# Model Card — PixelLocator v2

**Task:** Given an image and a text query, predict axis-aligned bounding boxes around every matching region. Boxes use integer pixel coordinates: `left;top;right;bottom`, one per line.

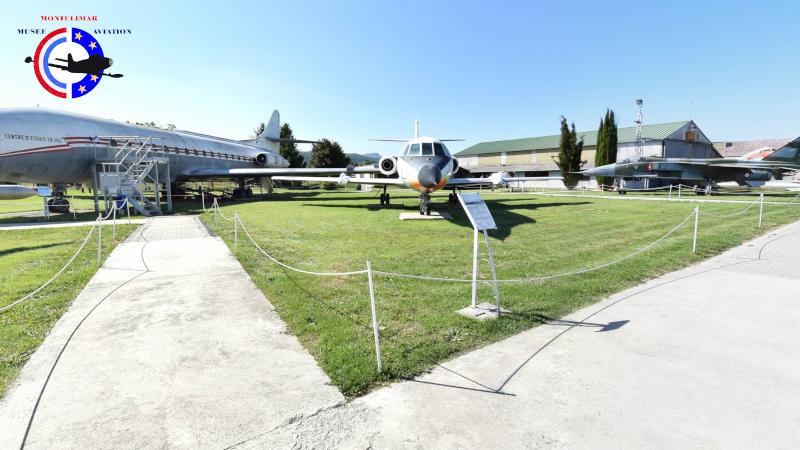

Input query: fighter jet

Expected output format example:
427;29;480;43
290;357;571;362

0;108;363;212
24;53;123;78
271;122;560;215
580;137;800;192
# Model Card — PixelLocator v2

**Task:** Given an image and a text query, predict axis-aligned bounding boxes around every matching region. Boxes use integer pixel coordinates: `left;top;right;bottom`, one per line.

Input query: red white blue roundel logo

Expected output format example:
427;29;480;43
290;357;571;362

31;27;105;99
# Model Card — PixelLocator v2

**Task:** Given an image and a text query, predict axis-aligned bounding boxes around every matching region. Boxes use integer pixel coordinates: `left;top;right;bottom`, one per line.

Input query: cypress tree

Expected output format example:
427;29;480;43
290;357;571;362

606;109;618;165
554;116;586;189
594;114;607;187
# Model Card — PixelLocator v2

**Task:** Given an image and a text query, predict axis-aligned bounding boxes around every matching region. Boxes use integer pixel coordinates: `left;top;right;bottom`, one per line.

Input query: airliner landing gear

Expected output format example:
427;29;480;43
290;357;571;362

232;180;254;199
379;187;391;206
419;192;432;216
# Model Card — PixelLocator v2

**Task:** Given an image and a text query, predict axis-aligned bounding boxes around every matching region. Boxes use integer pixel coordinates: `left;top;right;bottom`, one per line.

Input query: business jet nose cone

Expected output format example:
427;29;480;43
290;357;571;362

418;164;442;188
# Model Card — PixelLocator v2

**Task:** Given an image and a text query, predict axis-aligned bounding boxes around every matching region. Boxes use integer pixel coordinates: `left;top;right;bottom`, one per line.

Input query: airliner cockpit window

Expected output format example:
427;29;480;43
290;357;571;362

422;142;434;156
408;143;420;156
434;143;448;156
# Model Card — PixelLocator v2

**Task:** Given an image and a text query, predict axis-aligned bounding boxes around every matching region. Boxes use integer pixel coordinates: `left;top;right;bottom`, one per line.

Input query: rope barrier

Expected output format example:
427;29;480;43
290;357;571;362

214;198;696;284
236;215;368;276
0;220;99;314
373;209;697;283
698;200;759;217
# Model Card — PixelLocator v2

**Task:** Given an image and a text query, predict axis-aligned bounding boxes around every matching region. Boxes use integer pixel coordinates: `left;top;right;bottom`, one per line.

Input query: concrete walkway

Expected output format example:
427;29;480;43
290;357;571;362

240;220;800;448
0;216;343;449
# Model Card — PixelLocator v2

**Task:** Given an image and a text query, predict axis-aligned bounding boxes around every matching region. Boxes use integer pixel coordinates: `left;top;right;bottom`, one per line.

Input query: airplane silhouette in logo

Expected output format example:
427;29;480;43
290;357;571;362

25;53;124;78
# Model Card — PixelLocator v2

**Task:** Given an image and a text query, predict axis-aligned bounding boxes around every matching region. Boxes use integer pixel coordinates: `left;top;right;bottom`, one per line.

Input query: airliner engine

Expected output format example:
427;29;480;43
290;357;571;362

254;152;269;166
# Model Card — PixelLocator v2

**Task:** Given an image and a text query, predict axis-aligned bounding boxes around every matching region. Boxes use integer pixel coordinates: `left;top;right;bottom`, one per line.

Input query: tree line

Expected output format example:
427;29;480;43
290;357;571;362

251;122;350;169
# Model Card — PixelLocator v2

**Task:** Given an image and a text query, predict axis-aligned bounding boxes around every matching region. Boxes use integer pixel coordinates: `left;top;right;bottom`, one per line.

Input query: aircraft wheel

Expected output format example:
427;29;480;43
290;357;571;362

245;187;253;197
379;193;385;205
385;193;390;206
47;198;70;214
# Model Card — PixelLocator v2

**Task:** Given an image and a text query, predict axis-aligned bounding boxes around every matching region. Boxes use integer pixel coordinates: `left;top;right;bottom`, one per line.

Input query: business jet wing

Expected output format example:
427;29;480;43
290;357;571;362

271;174;404;186
446;173;562;186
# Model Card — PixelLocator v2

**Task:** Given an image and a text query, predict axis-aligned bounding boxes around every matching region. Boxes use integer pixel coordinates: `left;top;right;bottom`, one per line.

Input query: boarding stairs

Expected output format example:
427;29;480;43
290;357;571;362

97;137;172;217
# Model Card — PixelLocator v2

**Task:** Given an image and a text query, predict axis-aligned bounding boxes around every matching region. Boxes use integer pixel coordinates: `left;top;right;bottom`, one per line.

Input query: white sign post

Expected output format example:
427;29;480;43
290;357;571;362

457;193;503;319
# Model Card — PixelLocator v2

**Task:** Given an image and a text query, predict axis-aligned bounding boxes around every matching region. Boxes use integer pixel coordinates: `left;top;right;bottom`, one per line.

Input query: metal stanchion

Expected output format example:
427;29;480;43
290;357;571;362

692;206;699;253
471;228;479;308
678;184;682;199
71;196;76;221
366;260;382;373
669;184;672;200
234;211;238;255
97;213;102;268
758;193;764;227
112;202;117;240
126;198;131;224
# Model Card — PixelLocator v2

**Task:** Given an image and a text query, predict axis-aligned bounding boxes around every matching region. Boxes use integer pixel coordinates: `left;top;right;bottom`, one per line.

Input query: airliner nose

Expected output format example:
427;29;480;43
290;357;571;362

418;164;442;188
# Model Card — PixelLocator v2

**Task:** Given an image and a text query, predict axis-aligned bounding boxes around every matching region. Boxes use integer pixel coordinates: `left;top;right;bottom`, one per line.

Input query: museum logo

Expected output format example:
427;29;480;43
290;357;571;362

20;16;129;99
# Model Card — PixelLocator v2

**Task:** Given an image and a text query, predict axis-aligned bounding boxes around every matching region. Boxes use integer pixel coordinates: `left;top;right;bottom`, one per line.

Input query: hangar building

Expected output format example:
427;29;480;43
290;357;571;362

455;120;718;188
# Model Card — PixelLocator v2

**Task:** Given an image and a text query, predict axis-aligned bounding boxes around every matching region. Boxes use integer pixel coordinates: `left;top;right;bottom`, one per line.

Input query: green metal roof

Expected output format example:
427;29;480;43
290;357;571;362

455;120;692;156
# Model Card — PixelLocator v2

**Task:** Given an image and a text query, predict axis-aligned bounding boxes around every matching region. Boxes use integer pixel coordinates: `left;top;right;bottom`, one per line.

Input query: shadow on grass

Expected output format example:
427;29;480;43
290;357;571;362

0;242;70;257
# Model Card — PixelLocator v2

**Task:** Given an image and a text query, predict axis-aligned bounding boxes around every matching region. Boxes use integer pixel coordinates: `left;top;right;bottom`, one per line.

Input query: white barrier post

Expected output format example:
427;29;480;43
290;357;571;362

201;188;205;212
669;184;672;200
71;196;76;220
692;206;699;253
678;184;682;199
234;211;238;255
758;193;764;227
366;260;382;373
112;202;117;240
97;213;102;268
126;198;131;224
214;199;218;227
471;228;479;308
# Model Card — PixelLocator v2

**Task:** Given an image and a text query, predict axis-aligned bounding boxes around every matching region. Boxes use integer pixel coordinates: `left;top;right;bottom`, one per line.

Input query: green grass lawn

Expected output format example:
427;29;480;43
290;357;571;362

200;189;800;396
0;224;137;397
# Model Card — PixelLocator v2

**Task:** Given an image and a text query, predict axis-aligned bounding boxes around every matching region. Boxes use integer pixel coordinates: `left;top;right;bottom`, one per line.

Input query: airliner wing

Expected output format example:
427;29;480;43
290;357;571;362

183;166;382;178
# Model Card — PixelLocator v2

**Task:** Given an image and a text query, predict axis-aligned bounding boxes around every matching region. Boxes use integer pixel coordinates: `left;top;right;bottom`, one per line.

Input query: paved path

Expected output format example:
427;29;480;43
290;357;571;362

0;216;343;449
241;220;800;448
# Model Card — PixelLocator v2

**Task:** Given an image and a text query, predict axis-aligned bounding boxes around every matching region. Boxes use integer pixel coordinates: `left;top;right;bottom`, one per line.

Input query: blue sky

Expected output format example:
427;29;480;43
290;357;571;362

1;0;798;155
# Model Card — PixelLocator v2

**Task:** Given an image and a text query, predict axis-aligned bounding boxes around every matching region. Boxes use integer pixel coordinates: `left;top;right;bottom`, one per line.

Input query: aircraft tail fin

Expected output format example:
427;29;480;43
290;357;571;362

68;53;73;64
246;110;281;152
763;140;800;164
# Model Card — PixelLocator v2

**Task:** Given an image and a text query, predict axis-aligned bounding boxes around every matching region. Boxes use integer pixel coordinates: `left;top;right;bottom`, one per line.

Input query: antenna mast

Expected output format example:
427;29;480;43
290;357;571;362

634;99;644;159
414;119;420;138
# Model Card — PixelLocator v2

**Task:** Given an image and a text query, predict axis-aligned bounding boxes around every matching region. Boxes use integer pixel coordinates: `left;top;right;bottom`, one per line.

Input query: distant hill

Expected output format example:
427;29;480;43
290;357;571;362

299;151;381;166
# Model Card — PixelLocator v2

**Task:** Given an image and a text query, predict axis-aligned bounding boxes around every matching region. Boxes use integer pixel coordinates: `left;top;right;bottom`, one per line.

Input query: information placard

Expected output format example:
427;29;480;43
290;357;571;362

457;192;496;230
